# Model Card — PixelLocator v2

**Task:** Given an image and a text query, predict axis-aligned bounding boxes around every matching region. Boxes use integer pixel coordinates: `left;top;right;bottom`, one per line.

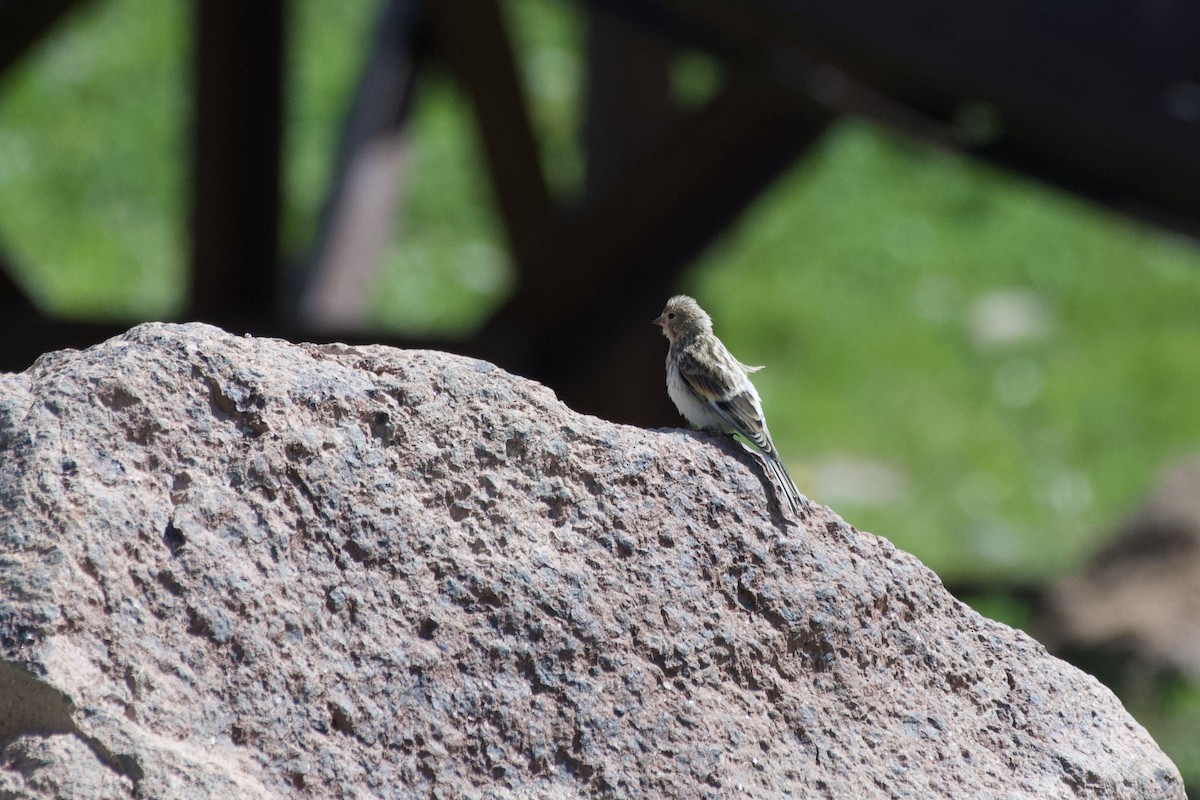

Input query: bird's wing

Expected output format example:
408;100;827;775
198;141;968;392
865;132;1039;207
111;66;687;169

675;347;775;454
676;341;805;517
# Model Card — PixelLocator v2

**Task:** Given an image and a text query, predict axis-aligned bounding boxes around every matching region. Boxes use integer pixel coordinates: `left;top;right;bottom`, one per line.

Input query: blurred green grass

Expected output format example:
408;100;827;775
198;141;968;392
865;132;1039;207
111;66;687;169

687;123;1200;580
2;0;1200;784
0;1;186;317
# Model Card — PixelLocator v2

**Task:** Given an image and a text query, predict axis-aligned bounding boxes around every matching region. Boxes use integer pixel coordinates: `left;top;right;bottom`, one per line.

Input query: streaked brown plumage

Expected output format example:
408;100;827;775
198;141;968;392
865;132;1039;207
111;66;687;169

653;295;805;517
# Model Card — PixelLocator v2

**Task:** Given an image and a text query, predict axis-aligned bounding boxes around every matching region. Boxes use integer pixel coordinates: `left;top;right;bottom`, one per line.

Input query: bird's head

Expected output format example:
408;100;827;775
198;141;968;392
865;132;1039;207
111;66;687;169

653;295;712;341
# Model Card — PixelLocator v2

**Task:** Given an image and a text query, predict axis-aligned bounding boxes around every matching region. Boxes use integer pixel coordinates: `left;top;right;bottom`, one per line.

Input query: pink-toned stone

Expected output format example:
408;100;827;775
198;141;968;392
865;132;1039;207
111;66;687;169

0;323;1183;798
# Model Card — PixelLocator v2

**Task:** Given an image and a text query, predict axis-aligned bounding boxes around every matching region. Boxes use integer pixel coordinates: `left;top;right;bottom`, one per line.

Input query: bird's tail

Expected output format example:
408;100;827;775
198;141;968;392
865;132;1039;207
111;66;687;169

764;451;806;518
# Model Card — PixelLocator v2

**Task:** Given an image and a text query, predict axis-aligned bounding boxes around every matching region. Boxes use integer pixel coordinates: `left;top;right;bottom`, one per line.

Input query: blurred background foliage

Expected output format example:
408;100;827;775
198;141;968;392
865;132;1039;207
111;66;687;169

2;0;1199;784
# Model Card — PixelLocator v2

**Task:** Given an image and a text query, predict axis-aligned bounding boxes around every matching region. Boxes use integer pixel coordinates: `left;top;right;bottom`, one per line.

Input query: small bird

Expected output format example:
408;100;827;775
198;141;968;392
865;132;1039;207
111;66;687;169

654;294;805;518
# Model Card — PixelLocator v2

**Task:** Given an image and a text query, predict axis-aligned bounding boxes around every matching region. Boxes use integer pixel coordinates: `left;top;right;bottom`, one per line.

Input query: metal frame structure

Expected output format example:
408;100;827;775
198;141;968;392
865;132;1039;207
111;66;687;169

1;0;1198;425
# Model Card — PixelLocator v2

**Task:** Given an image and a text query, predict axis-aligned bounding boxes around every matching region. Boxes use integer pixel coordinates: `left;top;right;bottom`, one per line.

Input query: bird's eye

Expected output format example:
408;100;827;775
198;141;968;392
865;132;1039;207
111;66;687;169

667;313;675;319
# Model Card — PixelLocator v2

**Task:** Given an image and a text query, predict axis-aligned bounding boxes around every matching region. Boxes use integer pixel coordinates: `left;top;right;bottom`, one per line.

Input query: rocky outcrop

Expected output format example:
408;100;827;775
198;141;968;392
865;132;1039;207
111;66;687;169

0;323;1183;798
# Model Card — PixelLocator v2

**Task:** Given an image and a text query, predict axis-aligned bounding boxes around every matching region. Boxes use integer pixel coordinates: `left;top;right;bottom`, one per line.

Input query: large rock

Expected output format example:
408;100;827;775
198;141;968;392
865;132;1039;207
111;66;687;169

0;322;1183;799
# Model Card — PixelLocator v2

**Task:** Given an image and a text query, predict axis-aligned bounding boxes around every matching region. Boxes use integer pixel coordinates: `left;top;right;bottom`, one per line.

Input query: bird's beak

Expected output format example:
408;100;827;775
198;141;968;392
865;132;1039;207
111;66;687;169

652;314;665;327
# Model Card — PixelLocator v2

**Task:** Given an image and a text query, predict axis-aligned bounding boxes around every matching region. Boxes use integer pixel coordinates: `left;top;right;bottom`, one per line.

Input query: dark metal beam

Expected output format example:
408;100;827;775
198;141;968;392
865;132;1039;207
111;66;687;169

429;0;558;275
585;0;1200;238
0;252;37;315
583;11;679;205
0;0;89;75
472;81;832;423
490;82;830;346
189;0;285;324
0;316;129;372
291;0;426;331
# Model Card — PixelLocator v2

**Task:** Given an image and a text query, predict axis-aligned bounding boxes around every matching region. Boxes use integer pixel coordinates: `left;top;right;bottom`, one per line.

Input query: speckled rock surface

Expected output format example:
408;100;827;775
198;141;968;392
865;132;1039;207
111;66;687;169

0;323;1184;798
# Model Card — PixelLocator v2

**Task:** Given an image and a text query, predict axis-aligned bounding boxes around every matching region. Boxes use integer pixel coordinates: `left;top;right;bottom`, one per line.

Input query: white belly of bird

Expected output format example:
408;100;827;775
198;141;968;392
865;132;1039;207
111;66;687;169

666;362;734;434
